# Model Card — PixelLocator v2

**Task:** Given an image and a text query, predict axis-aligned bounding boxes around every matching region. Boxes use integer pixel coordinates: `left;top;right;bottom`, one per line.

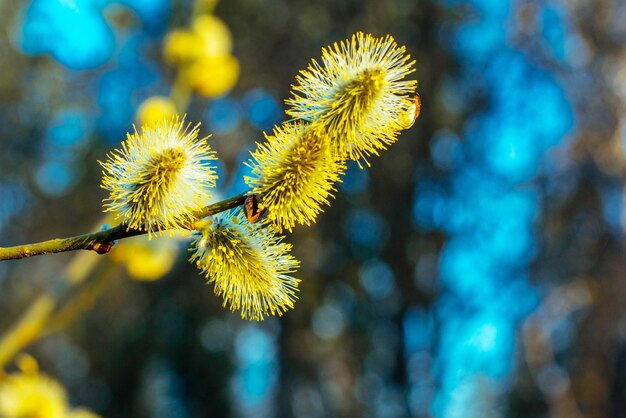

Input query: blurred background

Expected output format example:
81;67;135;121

0;0;624;416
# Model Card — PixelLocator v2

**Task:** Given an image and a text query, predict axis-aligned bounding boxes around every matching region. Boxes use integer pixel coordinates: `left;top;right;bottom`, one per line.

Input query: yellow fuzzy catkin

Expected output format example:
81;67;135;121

245;122;343;232
100;116;217;236
286;32;417;165
191;209;300;321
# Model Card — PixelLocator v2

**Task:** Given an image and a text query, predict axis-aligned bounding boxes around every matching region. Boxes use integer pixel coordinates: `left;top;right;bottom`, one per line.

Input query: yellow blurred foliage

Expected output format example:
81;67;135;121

192;15;233;56
183;54;240;98
164;13;238;98
164;30;204;64
136;96;177;126
0;355;100;418
111;236;181;281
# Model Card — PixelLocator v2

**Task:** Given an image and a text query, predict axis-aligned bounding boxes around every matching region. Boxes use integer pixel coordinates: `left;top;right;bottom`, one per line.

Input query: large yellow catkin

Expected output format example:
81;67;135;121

286;32;417;165
190;209;300;321
100;116;218;236
245;122;343;232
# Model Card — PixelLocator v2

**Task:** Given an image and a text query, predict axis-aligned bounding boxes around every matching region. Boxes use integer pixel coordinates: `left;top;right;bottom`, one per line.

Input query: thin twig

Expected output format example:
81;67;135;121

0;193;248;261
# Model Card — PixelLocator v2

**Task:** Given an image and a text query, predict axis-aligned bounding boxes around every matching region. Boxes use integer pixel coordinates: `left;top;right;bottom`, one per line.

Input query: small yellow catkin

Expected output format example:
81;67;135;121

190;209;300;321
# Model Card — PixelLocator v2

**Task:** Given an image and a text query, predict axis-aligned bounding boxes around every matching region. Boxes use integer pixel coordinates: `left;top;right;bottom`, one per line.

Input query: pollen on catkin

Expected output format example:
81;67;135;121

286;32;417;165
100;116;217;236
190;209;300;321
245;122;343;232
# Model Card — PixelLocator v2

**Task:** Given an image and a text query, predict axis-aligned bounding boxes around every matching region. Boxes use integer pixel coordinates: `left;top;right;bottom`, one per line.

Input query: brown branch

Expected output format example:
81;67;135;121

0;193;249;261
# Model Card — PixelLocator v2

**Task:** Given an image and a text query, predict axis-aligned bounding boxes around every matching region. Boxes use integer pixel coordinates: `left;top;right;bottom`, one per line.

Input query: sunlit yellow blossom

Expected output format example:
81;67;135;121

164;15;233;66
111;235;182;281
0;372;66;418
136;96;177;126
100;117;217;236
192;14;233;57
183;54;240;98
163;30;204;64
190;209;300;320
0;355;100;418
286;32;417;164
245;122;343;232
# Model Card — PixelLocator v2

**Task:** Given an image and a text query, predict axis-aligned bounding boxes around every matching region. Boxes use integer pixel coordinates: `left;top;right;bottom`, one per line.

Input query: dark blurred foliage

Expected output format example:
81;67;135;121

1;0;626;417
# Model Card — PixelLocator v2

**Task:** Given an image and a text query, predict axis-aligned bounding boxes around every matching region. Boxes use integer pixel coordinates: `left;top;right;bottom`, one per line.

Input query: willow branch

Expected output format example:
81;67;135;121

0;193;249;261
